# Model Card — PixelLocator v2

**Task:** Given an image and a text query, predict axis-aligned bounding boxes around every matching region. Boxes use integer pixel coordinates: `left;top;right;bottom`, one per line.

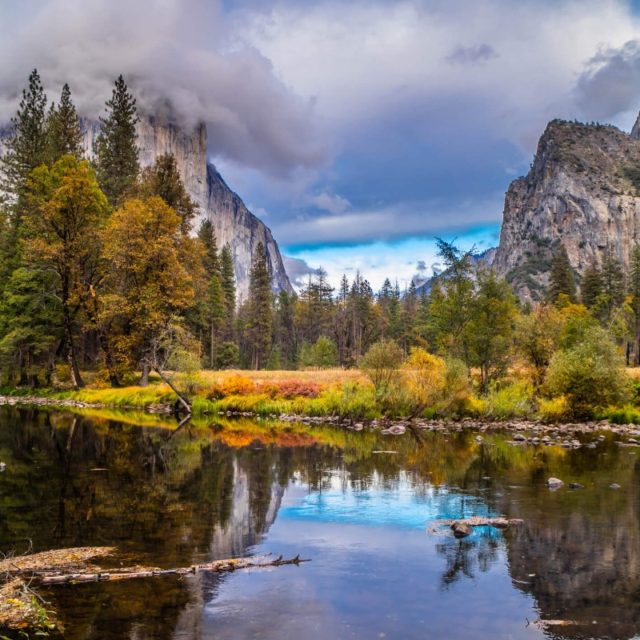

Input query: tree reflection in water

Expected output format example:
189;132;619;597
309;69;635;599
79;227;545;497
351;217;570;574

1;407;640;639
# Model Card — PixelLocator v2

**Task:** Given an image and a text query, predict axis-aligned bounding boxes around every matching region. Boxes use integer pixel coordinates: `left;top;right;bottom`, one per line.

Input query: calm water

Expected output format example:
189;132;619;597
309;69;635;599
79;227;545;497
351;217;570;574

1;407;639;640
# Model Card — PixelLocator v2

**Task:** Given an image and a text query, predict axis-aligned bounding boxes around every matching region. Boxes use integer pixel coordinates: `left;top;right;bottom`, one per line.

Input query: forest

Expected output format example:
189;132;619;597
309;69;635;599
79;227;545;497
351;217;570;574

1;70;640;423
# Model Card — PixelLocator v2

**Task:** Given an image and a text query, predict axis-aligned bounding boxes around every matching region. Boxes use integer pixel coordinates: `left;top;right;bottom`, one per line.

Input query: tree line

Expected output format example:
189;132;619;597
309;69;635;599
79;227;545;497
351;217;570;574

1;70;638;397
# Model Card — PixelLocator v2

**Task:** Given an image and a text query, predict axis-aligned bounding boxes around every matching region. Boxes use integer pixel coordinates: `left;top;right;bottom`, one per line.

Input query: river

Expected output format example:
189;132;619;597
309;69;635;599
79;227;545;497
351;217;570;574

0;406;638;639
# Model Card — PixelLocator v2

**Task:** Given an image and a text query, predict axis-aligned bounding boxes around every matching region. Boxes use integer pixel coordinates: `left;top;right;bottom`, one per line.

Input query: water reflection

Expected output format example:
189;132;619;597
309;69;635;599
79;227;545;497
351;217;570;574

0;407;639;639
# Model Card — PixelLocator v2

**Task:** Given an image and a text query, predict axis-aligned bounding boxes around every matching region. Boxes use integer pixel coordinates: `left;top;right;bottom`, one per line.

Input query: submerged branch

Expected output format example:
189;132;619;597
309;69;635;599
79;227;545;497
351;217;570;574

39;553;309;585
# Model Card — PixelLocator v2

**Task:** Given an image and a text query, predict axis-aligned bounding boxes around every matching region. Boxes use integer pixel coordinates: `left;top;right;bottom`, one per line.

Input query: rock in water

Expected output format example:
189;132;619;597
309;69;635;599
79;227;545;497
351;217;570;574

493;118;640;301
609;483;621;490
547;477;564;488
451;522;473;538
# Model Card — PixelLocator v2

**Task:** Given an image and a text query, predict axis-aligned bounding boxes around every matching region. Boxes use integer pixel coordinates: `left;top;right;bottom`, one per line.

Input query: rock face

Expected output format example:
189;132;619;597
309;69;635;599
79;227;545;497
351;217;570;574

494;119;640;300
85;116;292;300
2;116;292;301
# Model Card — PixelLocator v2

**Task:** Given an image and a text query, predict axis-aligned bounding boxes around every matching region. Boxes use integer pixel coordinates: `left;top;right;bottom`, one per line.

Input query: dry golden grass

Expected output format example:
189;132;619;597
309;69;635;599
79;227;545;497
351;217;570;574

195;368;366;387
627;367;640;381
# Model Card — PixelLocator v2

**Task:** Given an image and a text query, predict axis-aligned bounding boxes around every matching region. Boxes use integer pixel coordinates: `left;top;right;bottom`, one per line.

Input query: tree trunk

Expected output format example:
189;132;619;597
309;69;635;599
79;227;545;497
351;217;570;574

139;361;150;387
153;367;191;414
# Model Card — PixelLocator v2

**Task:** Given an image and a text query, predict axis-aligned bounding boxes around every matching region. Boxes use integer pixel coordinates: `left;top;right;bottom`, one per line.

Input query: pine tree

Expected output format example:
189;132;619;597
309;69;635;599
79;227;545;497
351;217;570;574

629;245;640;365
95;75;139;204
548;245;576;304
246;242;273;369
1;69;48;202
600;250;625;323
140;154;196;233
196;221;225;368
220;244;236;340
46;83;83;162
581;260;603;310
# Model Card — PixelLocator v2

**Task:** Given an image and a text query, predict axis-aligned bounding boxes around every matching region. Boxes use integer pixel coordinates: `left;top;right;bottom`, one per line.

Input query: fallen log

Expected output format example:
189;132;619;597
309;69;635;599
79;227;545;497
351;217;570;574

36;553;309;586
427;517;524;534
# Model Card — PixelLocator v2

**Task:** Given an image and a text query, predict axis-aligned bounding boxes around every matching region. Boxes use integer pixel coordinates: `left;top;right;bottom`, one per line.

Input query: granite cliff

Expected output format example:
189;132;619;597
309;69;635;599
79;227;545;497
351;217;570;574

80;116;292;301
493;118;640;300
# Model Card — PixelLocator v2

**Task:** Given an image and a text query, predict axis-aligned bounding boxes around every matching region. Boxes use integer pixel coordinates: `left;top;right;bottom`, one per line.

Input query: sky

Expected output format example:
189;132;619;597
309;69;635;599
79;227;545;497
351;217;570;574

3;0;640;290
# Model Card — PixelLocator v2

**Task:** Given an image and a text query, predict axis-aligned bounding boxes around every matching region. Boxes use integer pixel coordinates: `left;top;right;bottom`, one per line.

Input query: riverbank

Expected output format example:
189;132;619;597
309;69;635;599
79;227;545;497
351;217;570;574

4;367;640;426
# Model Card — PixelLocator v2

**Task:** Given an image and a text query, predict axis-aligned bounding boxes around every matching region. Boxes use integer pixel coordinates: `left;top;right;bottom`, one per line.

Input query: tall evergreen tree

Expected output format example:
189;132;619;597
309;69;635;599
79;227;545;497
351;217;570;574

1;69;48;202
140;154;196;233
95;75;139;204
629;245;640;365
581;260;603;310
600;250;625;323
548;245;576;304
46;83;83;162
246;242;273;369
220;244;236;340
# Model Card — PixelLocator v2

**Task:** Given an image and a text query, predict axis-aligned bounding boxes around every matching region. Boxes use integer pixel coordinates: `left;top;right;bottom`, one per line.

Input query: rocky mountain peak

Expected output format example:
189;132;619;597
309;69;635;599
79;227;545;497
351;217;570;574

79;115;292;300
493;117;640;300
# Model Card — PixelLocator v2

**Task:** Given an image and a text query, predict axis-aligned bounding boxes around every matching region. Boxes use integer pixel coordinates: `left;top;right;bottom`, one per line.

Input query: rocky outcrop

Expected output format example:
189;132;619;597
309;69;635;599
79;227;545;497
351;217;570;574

494;119;640;300
81;116;292;300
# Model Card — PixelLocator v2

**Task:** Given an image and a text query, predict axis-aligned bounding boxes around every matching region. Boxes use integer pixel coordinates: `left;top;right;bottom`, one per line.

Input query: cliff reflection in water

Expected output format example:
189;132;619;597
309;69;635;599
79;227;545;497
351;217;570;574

1;407;640;639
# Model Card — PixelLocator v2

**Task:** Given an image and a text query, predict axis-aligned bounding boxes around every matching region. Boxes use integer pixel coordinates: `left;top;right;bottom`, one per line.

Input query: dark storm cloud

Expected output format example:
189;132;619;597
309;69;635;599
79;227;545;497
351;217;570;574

0;0;324;176
575;40;640;120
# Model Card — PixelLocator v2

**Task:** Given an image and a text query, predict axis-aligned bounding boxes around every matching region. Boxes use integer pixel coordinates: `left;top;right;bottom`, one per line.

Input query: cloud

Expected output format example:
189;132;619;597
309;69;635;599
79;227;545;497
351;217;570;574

279;194;504;246
283;255;321;287
305;192;350;215
575;40;640;120
446;44;498;65
415;260;427;272
0;0;325;176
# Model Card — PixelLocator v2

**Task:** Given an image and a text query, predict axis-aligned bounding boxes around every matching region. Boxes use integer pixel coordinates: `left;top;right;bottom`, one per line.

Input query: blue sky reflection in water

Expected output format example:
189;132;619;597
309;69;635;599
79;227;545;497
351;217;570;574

203;471;537;640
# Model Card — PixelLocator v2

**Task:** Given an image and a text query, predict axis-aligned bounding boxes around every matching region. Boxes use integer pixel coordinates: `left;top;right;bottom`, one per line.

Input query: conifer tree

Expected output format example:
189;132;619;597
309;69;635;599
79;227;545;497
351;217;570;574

246;242;273;369
629;245;640;365
95;75;139;204
47;83;83;162
600;250;625;322
548;245;576;304
196;221;225;368
581;260;603;310
140;154;196;232
1;69;48;202
220;244;236;340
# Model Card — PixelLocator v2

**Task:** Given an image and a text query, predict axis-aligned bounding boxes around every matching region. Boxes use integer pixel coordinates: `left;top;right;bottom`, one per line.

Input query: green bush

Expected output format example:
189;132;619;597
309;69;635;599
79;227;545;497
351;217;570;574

483;380;533;419
299;336;339;369
359;339;404;398
544;326;631;418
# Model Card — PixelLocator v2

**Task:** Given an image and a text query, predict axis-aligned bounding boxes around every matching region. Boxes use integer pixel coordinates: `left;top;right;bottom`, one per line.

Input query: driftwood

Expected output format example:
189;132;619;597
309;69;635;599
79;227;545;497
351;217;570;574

154;366;192;414
38;553;308;585
0;548;307;630
428;517;524;535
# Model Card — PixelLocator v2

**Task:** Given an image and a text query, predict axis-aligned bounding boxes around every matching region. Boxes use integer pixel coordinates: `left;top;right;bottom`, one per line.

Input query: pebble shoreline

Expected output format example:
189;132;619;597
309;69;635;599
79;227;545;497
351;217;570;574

2;395;640;443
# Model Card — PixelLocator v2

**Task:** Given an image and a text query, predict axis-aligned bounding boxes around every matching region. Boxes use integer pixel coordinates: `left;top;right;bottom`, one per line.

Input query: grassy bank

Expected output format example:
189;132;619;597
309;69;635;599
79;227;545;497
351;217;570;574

4;367;640;424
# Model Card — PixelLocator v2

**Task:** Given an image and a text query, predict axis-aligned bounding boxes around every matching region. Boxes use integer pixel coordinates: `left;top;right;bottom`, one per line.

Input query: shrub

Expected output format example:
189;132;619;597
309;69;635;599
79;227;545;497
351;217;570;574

263;379;322;399
299;336;339;369
537;395;570;423
544;326;631;418
439;358;473;416
401;348;446;416
483;380;533;419
360;339;404;397
208;374;256;400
